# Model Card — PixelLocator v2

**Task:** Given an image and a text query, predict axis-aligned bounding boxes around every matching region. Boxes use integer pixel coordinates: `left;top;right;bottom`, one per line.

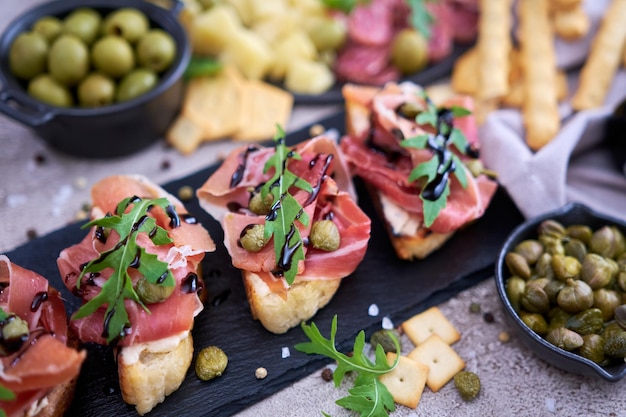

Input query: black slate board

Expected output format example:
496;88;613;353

5;111;524;417
290;43;472;105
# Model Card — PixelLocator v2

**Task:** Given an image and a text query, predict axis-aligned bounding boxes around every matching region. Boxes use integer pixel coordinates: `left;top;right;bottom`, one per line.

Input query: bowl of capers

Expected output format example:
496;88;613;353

0;0;190;158
495;202;626;382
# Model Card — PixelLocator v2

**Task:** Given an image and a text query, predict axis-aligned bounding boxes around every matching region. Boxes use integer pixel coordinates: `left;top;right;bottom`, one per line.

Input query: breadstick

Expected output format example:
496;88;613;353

552;4;590;41
476;0;513;101
518;0;560;150
550;0;582;11
571;0;626;110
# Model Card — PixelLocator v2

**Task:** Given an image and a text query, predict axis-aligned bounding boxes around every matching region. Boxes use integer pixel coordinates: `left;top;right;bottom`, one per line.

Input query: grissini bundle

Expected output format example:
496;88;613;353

0;255;86;417
197;131;371;334
57;175;215;415
341;82;498;260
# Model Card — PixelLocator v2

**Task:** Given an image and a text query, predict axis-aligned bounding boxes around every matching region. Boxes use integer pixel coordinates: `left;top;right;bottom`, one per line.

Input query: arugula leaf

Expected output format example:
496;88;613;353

320;0;369;13
400;92;474;228
73;197;176;344
295;315;400;417
261;125;313;286
0;384;15;403
407;0;434;39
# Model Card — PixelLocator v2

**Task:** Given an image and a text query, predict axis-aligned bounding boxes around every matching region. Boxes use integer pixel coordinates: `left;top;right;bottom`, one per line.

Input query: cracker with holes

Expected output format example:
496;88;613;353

402;306;461;346
408;334;465;392
379;353;429;409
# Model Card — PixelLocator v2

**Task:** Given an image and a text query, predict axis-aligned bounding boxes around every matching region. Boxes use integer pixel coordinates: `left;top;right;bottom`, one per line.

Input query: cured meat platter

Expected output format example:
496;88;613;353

5;111;524;417
290;43;472;104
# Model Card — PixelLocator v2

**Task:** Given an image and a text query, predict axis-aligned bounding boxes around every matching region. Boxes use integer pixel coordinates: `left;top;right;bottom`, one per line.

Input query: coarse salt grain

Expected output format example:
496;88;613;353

382;316;394;330
368;304;379;316
281;347;290;359
545;397;556;413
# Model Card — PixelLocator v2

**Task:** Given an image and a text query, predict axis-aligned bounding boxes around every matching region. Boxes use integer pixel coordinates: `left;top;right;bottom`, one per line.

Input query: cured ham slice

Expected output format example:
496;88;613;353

0;256;86;417
57;175;215;347
198;135;370;281
341;82;498;258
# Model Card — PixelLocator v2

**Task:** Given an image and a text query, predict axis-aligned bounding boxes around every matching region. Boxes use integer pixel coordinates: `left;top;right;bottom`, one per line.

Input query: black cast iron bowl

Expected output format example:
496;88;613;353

0;0;190;158
495;202;626;382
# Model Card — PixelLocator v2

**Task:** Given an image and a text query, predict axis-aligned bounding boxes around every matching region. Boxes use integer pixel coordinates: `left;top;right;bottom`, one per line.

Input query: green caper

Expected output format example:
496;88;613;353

565;308;604;335
535;253;554;279
135;276;175;304
556;278;593;313
564;239;587;263
505;252;531;280
551;254;581;282
505;276;526;312
397;101;424;119
615;305;626;329
539;220;566;239
195;345;228;381
577;334;606;364
547;307;572;331
546;327;583;351
589;226;625;258
248;191;274;215
239;224;269;252
602;321;624;339
520;284;550;314
539;234;565;256
603;331;626;358
520;312;549;336
593;289;621;321
453;371;481;401
310;220;340;252
0;314;30;355
566;224;593;245
369;329;401;354
544;279;565;304
581;253;615;290
514;239;544;265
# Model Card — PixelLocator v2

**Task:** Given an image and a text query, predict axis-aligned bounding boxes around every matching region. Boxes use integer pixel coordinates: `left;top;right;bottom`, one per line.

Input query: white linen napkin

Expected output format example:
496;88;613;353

479;0;626;222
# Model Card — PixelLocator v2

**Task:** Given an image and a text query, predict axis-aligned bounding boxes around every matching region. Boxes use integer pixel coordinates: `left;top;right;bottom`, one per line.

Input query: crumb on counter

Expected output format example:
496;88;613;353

255;367;268;380
178;185;194;201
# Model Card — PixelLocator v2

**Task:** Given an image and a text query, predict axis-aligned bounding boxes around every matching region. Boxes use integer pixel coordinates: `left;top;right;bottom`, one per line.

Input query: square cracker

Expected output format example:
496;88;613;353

233;79;293;142
182;65;245;141
402;306;461;346
166;114;204;155
408;334;465;392
379;353;429;409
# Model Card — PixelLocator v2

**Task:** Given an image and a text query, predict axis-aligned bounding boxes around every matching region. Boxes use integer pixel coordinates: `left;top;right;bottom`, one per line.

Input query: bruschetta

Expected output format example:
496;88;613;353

57;175;215;415
340;82;498;260
197;133;371;334
0;255;86;417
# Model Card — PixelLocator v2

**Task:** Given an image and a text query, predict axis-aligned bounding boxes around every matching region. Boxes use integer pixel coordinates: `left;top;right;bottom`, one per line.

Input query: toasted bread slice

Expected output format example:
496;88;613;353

242;270;341;334
117;332;193;416
367;185;454;260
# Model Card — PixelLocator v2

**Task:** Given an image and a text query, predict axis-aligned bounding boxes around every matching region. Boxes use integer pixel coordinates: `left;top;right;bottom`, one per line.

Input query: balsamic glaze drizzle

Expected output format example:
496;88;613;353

231;145;261;188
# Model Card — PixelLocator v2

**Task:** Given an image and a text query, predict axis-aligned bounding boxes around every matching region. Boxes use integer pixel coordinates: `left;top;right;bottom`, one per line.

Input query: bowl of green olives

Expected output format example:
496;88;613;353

0;0;190;158
495;202;626;382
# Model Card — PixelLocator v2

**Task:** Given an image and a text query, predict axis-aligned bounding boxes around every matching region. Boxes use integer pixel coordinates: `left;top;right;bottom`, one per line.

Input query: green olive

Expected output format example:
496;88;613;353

102;8;150;44
27;74;73;107
310;220;340;252
135;276;175;304
9;31;48;80
195;345;228;381
63;7;102;45
369;329;401;354
390;29;428;75
309;17;347;52
91;35;135;79
33;16;63;43
77;73;115;107
239;224;270;252
48;34;89;86
136;29;177;73
115;68;158;102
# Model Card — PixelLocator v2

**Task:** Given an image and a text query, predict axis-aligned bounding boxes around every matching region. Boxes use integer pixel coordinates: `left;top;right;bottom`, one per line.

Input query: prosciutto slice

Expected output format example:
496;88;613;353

0;256;86;417
57;175;215;347
340;82;498;235
197;135;371;288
